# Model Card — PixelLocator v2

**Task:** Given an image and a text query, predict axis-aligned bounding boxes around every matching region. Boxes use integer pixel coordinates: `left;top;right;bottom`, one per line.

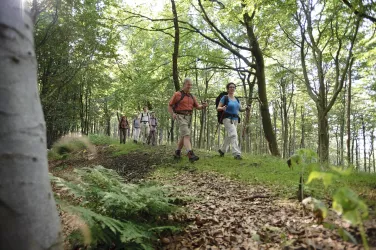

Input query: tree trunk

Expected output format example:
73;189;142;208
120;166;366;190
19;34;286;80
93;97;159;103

193;109;197;147
355;137;359;170
243;13;280;156
0;1;62;249
300;106;305;148
373;130;375;173
347;59;354;163
292;102;297;155
171;0;180;91
335;125;339;165
170;119;174;143
339;85;346;165
361;115;367;172
317;107;329;164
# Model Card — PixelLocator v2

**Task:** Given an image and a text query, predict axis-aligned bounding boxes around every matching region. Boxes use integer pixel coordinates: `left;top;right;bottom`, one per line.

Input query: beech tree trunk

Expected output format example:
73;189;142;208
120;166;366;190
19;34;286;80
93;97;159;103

171;0;180;91
0;1;62;249
361;115;367;172
245;19;280;156
347;59;354;163
300;106;305;148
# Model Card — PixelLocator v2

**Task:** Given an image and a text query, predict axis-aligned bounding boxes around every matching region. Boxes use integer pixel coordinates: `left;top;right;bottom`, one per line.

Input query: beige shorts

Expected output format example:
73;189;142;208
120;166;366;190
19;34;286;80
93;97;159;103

176;114;192;137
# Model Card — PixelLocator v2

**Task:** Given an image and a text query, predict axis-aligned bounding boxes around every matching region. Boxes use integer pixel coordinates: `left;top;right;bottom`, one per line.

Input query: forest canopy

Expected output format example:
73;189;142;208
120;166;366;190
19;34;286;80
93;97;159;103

32;0;376;169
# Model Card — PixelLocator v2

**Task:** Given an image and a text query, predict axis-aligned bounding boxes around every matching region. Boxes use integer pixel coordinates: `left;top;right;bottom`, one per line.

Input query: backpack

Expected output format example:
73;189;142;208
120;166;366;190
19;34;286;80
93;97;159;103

173;90;194;112
216;92;240;124
120;119;128;129
150;117;157;127
140;112;149;121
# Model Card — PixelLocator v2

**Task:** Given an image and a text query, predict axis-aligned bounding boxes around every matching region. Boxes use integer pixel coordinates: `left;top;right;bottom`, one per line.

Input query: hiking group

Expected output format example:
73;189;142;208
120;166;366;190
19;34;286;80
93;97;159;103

168;78;249;162
118;107;158;146
119;78;248;162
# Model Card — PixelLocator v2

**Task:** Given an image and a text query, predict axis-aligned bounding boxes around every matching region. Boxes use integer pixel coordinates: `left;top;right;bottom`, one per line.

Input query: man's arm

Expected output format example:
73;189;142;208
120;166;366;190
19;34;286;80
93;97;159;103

168;105;177;120
168;93;178;119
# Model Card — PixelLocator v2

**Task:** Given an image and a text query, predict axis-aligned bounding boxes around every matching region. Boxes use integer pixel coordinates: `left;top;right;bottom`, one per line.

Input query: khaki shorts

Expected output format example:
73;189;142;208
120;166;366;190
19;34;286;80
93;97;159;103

176;114;192;137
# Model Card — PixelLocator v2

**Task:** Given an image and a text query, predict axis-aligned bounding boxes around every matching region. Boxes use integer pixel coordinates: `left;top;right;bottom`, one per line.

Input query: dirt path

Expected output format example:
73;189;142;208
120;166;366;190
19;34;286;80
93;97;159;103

152;171;374;250
50;146;375;250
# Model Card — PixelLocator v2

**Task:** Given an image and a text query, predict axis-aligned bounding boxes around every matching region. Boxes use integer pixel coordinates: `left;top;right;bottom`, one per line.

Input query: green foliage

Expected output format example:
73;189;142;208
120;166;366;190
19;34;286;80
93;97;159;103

307;171;335;188
307;167;370;249
89;134;119;145
52;166;184;249
332;187;369;225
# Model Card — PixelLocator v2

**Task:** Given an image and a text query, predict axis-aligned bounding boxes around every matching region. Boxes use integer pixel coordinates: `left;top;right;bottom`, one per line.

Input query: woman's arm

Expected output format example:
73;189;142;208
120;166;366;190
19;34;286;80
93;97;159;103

217;102;226;111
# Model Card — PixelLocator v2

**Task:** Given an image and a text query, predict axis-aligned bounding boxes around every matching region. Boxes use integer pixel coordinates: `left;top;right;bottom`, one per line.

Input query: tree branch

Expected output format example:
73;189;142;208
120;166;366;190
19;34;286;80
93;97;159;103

342;0;376;23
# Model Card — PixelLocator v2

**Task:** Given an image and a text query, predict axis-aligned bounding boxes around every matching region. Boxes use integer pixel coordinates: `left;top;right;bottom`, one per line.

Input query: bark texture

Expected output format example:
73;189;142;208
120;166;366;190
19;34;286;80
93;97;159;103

0;1;62;249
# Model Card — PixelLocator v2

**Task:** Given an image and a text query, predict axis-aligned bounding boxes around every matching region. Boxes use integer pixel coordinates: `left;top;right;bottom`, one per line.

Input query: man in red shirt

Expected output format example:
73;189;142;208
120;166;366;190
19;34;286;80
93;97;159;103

168;78;208;162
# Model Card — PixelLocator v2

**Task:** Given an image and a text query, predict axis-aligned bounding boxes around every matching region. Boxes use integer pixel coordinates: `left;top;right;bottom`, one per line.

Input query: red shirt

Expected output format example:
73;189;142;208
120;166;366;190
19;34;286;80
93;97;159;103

169;91;199;111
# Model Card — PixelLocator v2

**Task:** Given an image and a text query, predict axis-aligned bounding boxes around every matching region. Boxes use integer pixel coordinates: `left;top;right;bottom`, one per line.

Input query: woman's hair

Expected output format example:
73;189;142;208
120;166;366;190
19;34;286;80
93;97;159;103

226;82;236;90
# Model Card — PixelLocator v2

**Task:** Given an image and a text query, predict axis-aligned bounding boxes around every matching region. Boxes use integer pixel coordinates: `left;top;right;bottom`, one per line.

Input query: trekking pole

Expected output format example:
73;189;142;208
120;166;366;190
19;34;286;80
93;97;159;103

241;97;261;140
242;102;251;139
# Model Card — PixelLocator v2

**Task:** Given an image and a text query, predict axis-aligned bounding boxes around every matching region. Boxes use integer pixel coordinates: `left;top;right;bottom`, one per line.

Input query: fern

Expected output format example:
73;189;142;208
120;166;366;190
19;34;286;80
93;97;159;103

52;165;185;249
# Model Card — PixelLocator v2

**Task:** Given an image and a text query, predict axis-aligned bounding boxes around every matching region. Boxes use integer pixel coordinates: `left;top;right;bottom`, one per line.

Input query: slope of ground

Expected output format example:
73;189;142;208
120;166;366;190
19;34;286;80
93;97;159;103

152;169;376;249
49;136;376;249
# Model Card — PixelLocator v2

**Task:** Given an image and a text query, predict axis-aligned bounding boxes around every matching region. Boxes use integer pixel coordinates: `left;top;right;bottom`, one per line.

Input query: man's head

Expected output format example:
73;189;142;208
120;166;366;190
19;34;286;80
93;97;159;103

151;112;155;117
143;106;148;112
182;78;193;93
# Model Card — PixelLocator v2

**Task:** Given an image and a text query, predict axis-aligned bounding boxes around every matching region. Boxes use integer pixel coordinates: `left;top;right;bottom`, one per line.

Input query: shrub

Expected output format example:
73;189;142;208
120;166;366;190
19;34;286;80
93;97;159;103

50;135;95;159
52;166;183;249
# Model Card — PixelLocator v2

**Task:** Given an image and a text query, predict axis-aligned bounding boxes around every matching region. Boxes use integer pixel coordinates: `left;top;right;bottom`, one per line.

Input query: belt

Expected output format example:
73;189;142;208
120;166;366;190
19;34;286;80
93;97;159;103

141;121;149;123
176;111;192;115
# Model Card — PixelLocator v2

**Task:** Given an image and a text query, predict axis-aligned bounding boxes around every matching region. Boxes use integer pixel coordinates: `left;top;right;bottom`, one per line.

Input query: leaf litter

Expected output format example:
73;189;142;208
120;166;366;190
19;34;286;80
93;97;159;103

151;171;375;250
50;146;376;249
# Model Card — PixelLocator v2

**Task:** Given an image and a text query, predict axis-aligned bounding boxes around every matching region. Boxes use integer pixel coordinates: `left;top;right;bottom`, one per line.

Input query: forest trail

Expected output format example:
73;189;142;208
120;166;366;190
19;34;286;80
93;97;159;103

50;145;376;250
153;171;374;250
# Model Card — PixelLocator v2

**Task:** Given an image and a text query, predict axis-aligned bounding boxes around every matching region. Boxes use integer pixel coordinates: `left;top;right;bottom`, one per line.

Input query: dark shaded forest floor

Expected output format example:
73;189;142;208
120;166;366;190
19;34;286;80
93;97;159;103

49;143;376;250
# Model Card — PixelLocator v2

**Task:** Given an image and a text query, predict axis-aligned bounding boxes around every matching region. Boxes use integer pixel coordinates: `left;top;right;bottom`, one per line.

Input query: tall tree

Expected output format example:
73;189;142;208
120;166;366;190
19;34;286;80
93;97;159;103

181;0;280;156
0;0;62;249
291;0;361;163
171;0;180;91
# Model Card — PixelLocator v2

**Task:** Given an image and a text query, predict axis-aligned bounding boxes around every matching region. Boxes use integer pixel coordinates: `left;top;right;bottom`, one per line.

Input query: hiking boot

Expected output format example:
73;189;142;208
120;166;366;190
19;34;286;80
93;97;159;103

174;150;182;159
188;150;199;162
218;149;225;157
234;155;242;160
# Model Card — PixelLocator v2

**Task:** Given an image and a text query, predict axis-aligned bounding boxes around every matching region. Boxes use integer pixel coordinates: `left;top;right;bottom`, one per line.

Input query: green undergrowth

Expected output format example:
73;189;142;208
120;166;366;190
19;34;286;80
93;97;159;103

52;166;186;249
89;134;146;156
154;150;376;205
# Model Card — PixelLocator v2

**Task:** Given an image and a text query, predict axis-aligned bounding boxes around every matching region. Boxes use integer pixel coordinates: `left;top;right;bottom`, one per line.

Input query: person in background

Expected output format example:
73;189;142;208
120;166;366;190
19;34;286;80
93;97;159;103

147;112;158;146
118;116;129;144
168;78;208;162
139;106;150;144
132;115;140;143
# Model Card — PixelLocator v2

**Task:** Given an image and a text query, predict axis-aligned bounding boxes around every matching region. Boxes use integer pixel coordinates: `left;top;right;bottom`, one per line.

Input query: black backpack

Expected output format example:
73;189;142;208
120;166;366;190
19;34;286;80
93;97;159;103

215;92;240;124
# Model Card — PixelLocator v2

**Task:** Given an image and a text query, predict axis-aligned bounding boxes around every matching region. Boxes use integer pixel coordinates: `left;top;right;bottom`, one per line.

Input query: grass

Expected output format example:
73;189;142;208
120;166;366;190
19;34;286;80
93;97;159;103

53;134;376;206
153;149;376;206
89;134;147;156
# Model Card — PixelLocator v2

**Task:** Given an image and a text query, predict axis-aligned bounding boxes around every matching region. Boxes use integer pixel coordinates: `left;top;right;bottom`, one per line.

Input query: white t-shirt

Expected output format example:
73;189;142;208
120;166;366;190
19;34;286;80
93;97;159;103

139;112;150;123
